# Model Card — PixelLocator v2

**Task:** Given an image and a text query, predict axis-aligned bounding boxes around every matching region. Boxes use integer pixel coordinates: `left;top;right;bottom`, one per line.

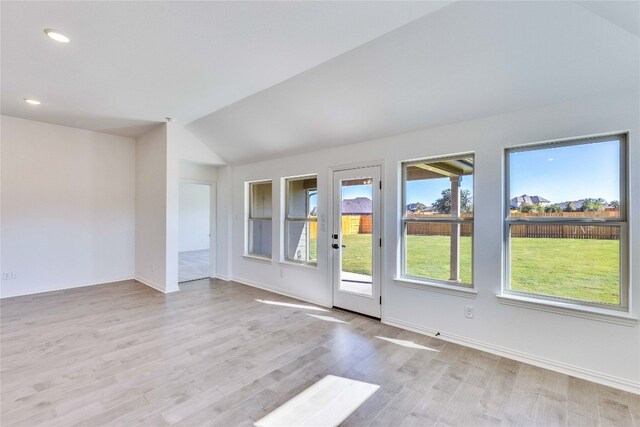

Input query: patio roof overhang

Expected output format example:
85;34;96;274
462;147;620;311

406;158;474;181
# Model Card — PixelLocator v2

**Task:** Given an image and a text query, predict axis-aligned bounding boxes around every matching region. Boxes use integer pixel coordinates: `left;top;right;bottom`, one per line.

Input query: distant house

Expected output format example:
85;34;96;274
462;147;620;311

510;194;550;209
406;202;419;213
342;197;372;215
406;202;435;214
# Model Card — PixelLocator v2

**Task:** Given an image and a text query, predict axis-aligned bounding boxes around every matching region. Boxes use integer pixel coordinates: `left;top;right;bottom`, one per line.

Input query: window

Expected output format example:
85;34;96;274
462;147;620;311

284;176;318;265
247;181;273;258
401;155;474;287
505;134;627;309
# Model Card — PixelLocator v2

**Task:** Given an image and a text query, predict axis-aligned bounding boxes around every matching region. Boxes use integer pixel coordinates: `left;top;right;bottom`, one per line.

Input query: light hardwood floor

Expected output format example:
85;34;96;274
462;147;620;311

1;279;638;426
179;250;210;283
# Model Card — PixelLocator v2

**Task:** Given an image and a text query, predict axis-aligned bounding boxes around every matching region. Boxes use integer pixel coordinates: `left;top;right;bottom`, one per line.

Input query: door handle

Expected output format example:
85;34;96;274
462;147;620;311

332;244;346;249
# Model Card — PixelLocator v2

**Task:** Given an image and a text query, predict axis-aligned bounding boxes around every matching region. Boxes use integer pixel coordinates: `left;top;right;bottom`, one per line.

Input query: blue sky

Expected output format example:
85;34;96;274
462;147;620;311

406;176;474;207
339;139;620;208
309;190;317;212
342;177;475;207
509;140;620;203
342;184;373;201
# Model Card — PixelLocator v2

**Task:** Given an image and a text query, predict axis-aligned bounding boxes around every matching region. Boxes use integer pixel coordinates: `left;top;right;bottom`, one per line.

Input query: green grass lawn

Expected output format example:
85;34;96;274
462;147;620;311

510;237;619;305
337;234;620;305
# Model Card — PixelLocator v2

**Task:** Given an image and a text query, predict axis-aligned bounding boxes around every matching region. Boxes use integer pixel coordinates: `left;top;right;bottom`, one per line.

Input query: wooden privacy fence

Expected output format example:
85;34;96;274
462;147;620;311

509;210;619;219
309;215;371;239
337;215;374;236
310;210;621;240
509;210;620;240
407;222;473;237
405;210;620;240
359;215;372;234
510;224;620;240
310;221;317;239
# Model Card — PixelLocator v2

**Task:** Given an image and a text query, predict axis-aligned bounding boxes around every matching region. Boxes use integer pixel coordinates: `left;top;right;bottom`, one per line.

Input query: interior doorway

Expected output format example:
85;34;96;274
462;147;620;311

179;182;214;283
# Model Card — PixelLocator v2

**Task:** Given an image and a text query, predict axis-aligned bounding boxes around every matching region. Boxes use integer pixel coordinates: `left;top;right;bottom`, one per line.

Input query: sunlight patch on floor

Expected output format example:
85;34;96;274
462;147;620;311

254;375;379;427
254;299;328;312
306;314;348;324
375;336;439;351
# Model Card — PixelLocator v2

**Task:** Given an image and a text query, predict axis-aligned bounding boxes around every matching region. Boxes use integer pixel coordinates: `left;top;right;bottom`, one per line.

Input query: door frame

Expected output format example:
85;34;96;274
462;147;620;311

179;179;217;279
328;161;384;318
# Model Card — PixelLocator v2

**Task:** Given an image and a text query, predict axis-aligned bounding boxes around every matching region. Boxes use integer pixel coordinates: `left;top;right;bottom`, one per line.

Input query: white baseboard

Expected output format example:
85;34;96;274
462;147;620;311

383;317;640;395
0;276;135;299
215;275;230;281
232;276;330;308
134;276;173;293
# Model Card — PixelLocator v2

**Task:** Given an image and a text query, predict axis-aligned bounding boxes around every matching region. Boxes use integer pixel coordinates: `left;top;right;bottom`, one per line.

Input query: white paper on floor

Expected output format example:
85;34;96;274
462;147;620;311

254;375;380;427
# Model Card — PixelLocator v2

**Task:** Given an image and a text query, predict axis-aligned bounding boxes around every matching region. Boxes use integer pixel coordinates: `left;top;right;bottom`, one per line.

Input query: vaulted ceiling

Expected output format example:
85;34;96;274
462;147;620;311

2;1;638;164
1;1;448;137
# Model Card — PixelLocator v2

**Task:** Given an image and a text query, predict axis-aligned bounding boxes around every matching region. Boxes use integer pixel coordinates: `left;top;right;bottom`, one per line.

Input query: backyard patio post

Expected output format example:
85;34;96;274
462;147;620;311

450;176;461;282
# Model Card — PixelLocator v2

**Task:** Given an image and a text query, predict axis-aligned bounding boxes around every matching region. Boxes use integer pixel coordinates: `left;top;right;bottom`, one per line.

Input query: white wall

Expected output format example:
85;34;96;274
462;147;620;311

136;125;223;292
1;116;135;298
225;91;640;392
173;124;226;166
216;165;233;280
179;162;218;182
179;183;210;252
135;124;173;292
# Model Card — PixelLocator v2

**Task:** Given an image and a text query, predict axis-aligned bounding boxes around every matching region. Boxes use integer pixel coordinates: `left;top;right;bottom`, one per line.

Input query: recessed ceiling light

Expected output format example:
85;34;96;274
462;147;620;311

44;29;70;43
24;98;41;105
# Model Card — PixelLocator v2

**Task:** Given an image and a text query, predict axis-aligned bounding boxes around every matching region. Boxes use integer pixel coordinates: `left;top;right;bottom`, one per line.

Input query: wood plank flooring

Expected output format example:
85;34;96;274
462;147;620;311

179;250;210;283
1;279;638;426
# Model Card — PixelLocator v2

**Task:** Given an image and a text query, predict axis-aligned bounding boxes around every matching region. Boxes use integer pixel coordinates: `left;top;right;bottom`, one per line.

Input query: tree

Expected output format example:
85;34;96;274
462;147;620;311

544;204;562;213
519;203;544;213
565;202;577;212
610;200;620;209
431;189;472;214
581;198;605;212
415;202;428;212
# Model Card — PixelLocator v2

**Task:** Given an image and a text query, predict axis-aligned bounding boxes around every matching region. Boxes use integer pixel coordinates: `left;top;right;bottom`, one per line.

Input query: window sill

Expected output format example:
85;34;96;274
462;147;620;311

279;260;318;270
497;293;639;326
393;277;477;298
243;254;272;263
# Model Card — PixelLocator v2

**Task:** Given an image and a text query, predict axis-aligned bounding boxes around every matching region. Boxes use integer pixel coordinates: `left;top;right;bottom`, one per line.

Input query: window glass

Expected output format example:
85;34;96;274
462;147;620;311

251;182;272;218
284;176;317;265
404;223;473;283
402;155;474;286
506;136;626;307
509;224;620;305
248;218;272;258
508;140;620;218
248;181;272;258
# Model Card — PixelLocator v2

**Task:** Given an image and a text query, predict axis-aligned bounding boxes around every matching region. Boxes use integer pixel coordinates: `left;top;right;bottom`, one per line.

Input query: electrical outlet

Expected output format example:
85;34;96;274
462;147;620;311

11;273;17;279
280;268;284;278
465;305;473;319
150;264;155;273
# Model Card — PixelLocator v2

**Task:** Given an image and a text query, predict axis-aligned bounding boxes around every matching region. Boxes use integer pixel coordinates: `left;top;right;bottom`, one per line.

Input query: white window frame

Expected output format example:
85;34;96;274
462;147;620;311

283;175;318;265
400;154;475;289
504;134;629;311
246;180;273;259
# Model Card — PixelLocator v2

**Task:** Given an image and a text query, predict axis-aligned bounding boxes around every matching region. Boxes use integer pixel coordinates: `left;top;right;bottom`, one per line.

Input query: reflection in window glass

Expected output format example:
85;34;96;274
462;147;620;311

248;181;272;258
284;176;317;264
